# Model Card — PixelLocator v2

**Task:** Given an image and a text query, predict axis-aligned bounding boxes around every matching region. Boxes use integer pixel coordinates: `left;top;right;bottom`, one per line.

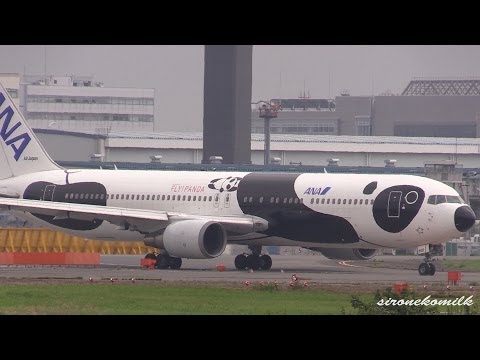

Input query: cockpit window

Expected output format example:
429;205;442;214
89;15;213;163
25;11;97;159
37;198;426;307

436;195;447;204
446;195;463;204
428;194;464;205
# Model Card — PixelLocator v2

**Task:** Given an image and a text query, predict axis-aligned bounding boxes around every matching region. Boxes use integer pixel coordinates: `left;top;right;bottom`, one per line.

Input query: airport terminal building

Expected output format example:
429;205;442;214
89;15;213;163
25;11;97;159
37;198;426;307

252;78;480;138
0;74;155;134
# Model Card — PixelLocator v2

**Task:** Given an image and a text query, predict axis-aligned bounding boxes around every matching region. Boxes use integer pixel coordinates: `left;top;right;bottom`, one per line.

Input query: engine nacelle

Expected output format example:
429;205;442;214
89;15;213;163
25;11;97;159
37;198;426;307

315;248;378;260
161;220;227;259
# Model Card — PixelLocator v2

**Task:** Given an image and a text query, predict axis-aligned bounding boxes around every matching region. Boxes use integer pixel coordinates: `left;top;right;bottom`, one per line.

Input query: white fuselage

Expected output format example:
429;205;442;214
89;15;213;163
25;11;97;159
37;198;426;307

1;169;472;250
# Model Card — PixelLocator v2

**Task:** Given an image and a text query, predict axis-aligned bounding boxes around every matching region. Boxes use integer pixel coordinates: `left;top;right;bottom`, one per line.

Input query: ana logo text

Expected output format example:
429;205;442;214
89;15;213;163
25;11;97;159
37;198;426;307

0;92;31;161
303;186;331;195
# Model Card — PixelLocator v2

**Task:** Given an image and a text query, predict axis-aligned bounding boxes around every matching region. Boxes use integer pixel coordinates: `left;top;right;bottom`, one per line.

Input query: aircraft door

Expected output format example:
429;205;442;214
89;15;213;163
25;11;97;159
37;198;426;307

213;193;220;208
387;191;402;218
224;193;230;208
43;185;56;201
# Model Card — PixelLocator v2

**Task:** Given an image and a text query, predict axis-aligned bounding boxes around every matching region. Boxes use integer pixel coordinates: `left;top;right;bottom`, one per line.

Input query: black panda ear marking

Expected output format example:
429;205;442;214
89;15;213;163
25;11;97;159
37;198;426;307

363;181;378;195
230;186;237;192
208;184;216;189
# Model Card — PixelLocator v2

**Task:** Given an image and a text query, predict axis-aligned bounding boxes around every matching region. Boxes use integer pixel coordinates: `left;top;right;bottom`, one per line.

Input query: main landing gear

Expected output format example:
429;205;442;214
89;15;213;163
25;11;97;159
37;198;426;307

418;253;435;276
144;252;182;270
234;245;272;271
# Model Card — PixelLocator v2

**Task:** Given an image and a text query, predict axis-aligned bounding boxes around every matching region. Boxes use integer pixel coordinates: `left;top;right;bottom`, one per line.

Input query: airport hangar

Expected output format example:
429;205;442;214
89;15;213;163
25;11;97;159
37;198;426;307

35;129;480;169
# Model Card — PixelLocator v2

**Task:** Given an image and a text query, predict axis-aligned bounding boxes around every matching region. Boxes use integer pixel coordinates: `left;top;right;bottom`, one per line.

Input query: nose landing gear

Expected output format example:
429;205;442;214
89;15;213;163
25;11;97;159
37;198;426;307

234;245;272;271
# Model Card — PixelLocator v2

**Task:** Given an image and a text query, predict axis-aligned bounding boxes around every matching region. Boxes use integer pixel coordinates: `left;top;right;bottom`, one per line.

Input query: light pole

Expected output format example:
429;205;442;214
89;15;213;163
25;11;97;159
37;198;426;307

255;101;280;165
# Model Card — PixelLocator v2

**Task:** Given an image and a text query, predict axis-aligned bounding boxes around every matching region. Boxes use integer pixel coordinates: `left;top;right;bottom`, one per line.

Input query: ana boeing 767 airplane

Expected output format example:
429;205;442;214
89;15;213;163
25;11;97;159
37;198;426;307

0;84;476;276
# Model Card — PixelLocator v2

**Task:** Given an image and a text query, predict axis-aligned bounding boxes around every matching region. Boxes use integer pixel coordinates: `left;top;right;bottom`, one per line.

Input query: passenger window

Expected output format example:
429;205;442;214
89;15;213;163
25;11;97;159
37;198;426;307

348;199;352;204
294;198;299;204
315;198;319;204
244;196;248;203
100;194;105;200
178;196;182;201
65;193;69;199
80;194;84;200
270;197;274;203
209;196;212;201
121;194;125;200
337;199;341;204
167;195;170;200
141;195;145;200
359;199;363;205
343;199;347;205
354;199;358;205
321;199;325;204
146;195;150;200
152;195;155;200
126;194;129;200
182;195;186;201
370;199;374;205
162;195;165;200
310;198;314;204
188;196;191;201
95;194;100;200
75;193;79;199
204;196;207;201
249;197;253;203
275;197;280;204
172;195;176;200
259;196;264;203
289;198;293;204
327;199;330;204
332;199;336;205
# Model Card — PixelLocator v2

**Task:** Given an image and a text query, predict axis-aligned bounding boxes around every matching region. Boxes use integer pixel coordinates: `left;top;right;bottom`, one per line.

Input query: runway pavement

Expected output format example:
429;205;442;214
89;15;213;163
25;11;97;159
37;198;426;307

1;254;480;285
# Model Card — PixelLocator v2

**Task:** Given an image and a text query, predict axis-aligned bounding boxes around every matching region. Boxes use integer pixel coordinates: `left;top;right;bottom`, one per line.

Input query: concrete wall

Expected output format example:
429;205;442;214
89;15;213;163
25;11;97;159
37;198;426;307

373;96;480;137
335;96;373;135
36;132;99;161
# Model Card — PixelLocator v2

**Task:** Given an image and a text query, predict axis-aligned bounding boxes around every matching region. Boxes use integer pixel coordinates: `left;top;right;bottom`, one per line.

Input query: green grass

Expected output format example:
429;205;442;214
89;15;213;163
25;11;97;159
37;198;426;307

442;259;480;271
0;283;357;315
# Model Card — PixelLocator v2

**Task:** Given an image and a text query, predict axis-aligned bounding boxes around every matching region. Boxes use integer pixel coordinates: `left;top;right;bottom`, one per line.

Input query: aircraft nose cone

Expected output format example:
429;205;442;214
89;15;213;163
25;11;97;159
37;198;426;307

455;206;476;232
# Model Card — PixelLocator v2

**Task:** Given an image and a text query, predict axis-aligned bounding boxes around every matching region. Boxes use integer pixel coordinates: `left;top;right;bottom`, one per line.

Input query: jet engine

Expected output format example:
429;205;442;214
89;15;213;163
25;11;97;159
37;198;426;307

147;220;227;259
314;248;378;260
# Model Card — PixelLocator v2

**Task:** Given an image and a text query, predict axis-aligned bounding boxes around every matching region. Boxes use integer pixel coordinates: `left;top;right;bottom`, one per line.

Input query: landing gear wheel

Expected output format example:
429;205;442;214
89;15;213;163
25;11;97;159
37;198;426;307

145;253;156;260
418;262;430;276
428;263;436;276
246;255;260;270
259;255;272;270
169;257;182;269
156;254;170;269
235;254;247;270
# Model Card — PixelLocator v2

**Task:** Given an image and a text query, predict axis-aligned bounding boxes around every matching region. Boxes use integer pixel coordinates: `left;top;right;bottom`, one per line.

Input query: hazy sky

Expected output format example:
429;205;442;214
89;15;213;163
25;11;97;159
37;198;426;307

1;45;480;132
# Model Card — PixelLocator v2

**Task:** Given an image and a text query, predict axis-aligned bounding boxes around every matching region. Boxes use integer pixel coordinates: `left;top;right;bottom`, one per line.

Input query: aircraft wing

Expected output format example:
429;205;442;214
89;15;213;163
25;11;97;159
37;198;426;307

0;198;268;235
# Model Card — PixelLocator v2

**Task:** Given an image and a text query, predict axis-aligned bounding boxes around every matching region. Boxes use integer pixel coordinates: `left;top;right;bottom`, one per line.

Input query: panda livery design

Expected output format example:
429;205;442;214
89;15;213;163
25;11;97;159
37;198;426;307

0;84;476;275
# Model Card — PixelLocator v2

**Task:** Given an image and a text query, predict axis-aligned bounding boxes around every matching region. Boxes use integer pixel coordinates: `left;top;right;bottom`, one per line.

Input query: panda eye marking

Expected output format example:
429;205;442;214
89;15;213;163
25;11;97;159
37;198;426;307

208;177;243;192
